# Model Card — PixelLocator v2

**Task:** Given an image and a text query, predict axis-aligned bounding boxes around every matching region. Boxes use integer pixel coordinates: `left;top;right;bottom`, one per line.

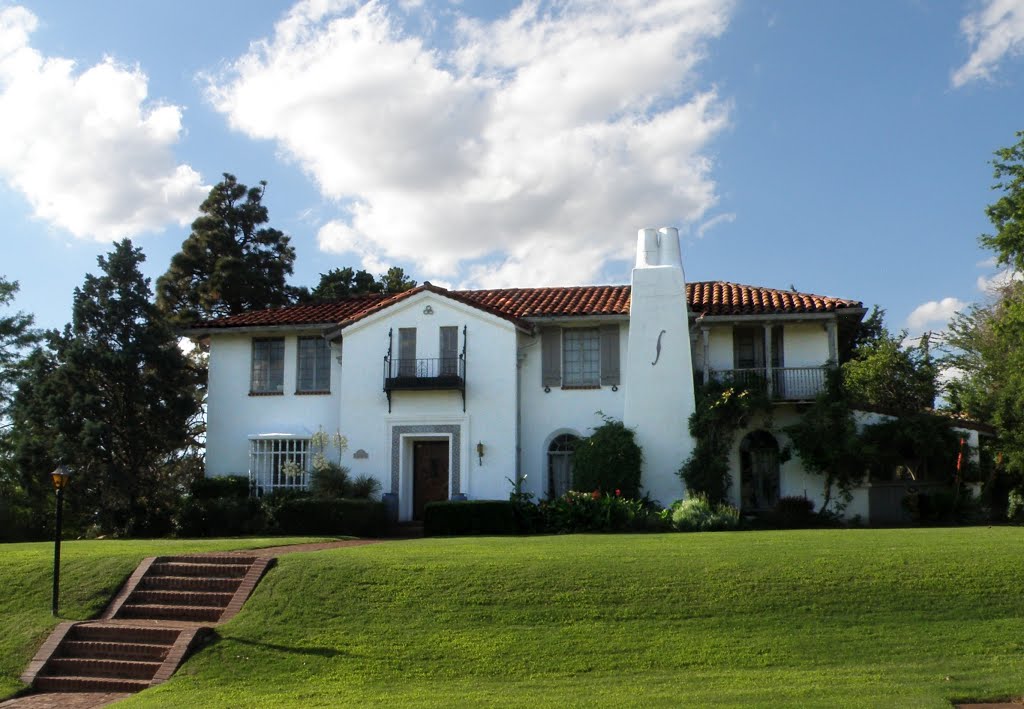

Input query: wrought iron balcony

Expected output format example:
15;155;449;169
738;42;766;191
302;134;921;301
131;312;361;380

708;366;829;401
382;353;466;412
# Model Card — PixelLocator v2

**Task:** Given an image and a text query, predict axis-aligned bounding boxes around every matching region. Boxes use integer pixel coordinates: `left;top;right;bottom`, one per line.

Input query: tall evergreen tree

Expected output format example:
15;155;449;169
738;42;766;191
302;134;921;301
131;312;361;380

0;277;37;424
157;174;296;325
11;240;201;535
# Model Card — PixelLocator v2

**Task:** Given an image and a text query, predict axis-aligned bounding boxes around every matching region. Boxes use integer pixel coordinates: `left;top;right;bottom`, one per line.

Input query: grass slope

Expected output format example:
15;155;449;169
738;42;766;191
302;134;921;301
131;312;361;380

121;528;1024;708
0;537;336;699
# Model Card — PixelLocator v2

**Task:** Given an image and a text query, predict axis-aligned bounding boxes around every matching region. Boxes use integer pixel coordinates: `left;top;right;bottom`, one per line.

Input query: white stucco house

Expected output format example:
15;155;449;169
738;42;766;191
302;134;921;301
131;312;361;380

188;227;885;521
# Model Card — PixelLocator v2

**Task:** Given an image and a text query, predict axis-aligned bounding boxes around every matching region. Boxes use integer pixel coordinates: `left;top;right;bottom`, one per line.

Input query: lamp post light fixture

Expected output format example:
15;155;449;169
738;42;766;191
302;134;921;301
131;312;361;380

50;464;71;617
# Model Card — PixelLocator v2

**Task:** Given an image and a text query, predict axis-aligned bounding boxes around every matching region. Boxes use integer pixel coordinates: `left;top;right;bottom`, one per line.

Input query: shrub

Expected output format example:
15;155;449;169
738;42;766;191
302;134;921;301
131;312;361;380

190;474;251;500
349;474;382;500
177;496;267;537
540;490;651;533
424;501;519;536
1008;489;1024;522
272;497;387;536
771;496;816;528
310;462;351;498
572;417;643;498
669;496;740;532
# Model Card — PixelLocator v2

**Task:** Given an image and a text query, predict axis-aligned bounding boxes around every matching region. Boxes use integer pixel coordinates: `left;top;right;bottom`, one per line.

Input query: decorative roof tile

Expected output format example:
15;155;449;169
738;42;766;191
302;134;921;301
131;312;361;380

189;281;862;331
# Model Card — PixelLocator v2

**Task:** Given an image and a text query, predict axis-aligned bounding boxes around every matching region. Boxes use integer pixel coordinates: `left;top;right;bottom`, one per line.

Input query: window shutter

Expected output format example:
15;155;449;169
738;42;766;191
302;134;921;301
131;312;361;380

398;328;416;376
600;324;620;385
439;326;458;376
541;327;561;387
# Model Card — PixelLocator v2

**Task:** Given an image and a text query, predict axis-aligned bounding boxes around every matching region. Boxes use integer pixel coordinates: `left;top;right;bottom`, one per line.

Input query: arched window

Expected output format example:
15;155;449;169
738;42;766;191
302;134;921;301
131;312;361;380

739;430;780;512
548;434;578;499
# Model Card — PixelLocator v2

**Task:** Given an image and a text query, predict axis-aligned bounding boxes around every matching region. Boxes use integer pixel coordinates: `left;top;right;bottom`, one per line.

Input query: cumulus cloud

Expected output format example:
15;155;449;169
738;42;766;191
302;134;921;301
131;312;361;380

0;5;207;240
907;297;967;331
209;0;733;286
952;0;1024;88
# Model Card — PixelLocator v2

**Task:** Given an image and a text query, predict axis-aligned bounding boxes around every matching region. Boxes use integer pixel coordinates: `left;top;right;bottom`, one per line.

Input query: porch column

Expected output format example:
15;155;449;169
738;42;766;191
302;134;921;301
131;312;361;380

763;323;774;398
826;319;838;365
701;326;710;384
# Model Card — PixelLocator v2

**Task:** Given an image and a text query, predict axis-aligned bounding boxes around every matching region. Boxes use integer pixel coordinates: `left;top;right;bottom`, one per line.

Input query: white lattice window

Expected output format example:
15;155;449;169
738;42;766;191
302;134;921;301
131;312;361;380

249;437;310;494
563;329;600;386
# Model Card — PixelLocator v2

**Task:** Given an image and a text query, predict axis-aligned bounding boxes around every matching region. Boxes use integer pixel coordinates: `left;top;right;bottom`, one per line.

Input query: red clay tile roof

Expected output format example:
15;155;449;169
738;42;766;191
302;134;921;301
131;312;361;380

189;281;862;331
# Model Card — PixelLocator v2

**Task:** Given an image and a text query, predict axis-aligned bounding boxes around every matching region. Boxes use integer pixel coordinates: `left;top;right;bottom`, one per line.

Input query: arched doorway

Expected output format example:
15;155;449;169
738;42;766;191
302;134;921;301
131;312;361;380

548;434;578;499
739;430;780;512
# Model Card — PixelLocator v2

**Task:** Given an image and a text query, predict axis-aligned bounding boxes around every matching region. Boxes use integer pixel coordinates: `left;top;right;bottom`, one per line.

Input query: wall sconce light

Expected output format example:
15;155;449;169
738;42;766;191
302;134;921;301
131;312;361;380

476;441;485;466
423;305;434;315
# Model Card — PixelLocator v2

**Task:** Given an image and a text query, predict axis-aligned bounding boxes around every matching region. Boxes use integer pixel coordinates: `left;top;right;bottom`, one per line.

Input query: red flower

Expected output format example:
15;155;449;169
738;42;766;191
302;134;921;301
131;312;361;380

592;490;601;499
615;489;621;497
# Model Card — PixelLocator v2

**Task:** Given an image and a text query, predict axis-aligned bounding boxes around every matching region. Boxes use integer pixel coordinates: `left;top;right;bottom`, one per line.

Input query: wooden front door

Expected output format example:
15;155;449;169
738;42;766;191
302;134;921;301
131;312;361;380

413;441;449;521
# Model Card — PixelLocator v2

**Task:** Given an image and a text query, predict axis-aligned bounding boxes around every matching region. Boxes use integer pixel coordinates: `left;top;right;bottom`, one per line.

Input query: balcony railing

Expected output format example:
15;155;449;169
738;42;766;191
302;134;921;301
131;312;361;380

382;356;466;412
708;366;829;401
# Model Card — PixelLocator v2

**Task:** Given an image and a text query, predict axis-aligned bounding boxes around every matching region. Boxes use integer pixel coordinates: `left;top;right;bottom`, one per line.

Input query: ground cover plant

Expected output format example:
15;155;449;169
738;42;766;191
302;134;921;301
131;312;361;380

0;537;335;699
115;528;1024;708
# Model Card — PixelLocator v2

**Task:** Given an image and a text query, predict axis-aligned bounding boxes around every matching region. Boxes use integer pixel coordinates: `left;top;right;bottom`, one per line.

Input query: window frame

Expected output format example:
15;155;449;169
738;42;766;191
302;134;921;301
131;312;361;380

296;336;331;394
250;337;285;395
562;327;601;387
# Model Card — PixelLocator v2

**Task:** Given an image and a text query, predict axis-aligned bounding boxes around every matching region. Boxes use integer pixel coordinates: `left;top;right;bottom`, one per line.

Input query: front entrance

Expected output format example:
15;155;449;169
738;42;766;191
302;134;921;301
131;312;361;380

739;430;781;513
413;441;450;521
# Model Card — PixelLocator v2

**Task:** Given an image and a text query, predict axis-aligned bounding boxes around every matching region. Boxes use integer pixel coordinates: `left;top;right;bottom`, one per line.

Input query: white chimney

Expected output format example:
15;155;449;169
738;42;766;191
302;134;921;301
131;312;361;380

622;226;697;505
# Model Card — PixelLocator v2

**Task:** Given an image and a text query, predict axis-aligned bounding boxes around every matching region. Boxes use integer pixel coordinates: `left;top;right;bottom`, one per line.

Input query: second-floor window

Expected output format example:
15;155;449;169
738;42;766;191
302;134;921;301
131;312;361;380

251;338;285;394
541;325;619;388
563;329;600;386
297;337;331;393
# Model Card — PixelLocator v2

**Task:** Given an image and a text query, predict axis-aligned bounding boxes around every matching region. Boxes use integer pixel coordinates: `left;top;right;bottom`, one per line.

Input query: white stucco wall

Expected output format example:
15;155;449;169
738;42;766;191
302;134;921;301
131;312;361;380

337;291;519;520
205;331;341;477
782;322;830;367
517;325;627;501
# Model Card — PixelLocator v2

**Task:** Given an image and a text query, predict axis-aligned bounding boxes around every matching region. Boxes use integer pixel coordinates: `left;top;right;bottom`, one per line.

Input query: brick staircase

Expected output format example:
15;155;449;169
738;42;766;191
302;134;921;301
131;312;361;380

21;554;273;695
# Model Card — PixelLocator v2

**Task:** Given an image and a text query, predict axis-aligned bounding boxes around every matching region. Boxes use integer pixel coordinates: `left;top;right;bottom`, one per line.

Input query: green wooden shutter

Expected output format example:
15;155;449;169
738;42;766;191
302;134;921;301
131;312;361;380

541;328;561;387
600;324;620;386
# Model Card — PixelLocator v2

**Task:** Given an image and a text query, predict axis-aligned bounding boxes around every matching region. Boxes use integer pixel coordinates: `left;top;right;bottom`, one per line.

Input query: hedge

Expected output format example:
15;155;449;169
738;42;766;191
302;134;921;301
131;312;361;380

423;500;519;536
177;496;268;537
272;497;387;537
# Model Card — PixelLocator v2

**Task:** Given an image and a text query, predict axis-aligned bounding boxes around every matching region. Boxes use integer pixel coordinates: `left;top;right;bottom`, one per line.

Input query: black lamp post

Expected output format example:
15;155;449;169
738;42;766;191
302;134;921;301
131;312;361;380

50;464;71;617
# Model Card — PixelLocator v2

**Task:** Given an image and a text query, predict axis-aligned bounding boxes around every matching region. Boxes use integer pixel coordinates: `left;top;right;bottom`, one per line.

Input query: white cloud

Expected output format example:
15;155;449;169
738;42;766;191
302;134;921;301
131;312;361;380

696;211;735;238
907;297;967;331
976;266;1022;293
209;0;733;286
952;0;1024;88
0;5;207;240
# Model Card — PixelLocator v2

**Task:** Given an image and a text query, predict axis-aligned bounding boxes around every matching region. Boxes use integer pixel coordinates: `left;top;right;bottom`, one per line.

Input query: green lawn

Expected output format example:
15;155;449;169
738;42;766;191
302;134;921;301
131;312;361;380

0;537;336;700
103;528;1024;708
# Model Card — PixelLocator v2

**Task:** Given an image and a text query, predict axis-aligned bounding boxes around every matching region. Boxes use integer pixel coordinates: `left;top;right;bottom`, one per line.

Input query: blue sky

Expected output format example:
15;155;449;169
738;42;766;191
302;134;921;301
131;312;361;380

0;0;1021;334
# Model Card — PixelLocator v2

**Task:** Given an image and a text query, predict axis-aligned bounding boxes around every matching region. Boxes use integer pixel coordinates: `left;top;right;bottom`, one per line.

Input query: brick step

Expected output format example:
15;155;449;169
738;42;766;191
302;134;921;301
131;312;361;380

148;562;251;578
43;658;161;680
69;625;179;646
33;676;151;693
128;589;235;607
140;575;242;593
59;640;170;662
116;603;225;623
163;555;257;565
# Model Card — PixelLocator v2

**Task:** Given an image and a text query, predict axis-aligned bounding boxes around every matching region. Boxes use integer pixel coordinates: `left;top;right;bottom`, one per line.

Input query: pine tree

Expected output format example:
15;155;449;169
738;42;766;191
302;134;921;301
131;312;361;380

157;174;296;325
12;240;201;535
